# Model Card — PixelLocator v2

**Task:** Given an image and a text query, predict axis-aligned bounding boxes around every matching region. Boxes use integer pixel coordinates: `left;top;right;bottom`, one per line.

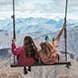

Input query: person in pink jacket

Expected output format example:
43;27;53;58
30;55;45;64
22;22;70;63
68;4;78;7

11;36;39;74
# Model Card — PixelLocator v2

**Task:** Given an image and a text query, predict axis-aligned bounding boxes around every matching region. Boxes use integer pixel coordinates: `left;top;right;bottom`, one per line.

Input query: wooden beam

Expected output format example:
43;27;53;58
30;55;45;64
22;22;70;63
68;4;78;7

10;62;71;67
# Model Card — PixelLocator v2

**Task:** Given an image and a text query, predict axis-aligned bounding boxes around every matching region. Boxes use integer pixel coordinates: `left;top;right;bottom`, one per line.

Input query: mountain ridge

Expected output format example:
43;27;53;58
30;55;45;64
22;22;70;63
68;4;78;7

0;17;78;34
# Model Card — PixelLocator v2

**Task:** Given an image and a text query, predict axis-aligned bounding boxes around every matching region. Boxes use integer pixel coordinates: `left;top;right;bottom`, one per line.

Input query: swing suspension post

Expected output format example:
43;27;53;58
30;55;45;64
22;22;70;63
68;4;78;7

12;0;16;64
13;0;16;39
64;0;68;62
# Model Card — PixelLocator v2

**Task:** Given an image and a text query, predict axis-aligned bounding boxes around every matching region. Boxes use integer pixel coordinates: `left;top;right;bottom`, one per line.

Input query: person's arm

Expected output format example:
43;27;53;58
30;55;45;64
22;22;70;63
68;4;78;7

11;39;22;56
11;39;16;53
32;41;37;51
55;26;65;43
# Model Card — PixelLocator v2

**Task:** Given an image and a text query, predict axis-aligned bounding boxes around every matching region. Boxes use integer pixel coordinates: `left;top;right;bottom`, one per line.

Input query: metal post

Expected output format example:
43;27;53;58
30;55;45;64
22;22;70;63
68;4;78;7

64;0;68;61
12;0;16;64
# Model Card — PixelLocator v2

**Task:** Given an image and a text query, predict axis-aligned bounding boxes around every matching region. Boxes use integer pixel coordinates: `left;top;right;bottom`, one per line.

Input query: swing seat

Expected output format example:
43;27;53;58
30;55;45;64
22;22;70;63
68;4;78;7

10;61;71;68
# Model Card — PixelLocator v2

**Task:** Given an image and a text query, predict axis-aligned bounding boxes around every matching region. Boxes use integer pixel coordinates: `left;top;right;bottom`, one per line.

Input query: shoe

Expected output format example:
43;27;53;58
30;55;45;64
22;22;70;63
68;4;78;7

24;67;28;74
24;70;28;74
28;66;31;72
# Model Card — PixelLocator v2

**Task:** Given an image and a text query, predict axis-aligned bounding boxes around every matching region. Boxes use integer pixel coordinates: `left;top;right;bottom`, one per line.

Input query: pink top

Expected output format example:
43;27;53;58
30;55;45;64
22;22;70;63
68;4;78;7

11;42;36;66
39;41;59;64
39;50;59;64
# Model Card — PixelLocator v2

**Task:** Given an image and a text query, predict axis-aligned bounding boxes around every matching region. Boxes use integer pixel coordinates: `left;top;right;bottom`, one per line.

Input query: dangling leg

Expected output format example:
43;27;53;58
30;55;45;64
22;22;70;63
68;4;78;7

57;54;60;62
24;66;28;74
17;55;20;64
28;66;31;72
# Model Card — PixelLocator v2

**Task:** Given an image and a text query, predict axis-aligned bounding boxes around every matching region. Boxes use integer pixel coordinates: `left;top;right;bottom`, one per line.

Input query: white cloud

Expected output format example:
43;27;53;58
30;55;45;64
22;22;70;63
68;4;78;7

0;0;78;19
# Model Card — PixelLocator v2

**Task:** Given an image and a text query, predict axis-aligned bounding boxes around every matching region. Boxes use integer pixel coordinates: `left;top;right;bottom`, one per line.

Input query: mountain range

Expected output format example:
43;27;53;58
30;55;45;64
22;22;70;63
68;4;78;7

0;17;78;34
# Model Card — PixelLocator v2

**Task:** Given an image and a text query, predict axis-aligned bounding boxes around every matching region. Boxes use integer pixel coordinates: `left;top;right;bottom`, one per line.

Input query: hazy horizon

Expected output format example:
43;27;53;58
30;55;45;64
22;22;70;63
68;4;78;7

0;0;78;20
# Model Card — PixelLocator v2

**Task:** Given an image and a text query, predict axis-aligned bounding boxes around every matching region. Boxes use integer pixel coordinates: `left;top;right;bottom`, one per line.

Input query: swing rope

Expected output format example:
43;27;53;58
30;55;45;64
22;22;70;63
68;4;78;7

12;0;16;64
64;0;68;61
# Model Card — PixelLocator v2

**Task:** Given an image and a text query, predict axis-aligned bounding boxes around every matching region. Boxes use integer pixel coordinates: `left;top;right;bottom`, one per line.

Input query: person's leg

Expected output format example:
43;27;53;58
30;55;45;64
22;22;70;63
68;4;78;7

57;54;60;62
28;66;31;72
17;55;20;64
24;66;28;74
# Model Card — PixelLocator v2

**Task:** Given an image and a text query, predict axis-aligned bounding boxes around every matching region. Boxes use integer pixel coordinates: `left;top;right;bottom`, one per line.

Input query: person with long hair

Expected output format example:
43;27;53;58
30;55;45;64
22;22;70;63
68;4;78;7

39;26;65;64
11;36;39;74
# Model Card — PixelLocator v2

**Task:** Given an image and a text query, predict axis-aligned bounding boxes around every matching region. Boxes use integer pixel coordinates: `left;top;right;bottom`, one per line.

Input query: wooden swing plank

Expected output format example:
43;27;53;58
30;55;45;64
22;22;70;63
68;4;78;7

10;62;71;67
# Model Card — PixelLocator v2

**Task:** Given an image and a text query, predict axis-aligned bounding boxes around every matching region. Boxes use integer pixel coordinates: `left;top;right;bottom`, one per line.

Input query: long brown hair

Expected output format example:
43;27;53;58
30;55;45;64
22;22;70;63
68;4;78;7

24;36;37;57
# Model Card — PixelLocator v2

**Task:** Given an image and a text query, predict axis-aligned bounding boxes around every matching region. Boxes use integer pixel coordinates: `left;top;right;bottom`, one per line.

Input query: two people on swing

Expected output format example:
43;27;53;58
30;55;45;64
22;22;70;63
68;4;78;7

11;25;65;74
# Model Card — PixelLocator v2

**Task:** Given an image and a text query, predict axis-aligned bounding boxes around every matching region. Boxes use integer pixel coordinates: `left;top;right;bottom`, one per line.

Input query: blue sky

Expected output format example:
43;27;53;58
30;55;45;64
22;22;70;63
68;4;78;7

0;0;78;19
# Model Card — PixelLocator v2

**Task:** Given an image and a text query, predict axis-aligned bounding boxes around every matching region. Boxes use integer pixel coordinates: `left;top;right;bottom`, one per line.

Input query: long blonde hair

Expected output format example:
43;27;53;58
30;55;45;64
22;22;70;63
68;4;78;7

40;42;53;55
